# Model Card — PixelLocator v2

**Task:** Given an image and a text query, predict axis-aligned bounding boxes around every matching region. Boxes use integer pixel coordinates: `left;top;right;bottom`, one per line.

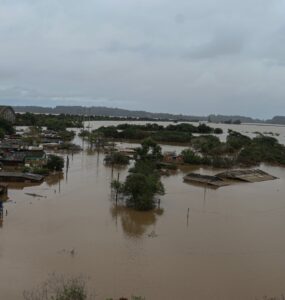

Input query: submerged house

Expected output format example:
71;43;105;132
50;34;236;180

0;106;16;124
0;172;44;183
183;169;277;188
163;151;183;163
0;147;46;167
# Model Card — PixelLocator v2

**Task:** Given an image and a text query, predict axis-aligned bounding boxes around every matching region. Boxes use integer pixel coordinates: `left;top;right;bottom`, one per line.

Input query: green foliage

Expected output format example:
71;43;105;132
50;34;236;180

120;128;149;140
58;130;76;142
111;180;124;193
166;122;214;134
31;167;50;175
237;135;285;165
78;130;90;138
181;149;213;165
22;166;31;173
22;166;49;175
151;131;191;143
183;130;285;167
226;130;251;150
16;113;83;128
124;172;164;210
213;127;223;134
0;118;15;135
56;284;86;300
94;123;214;144
0;128;4;139
129;160;158;175
46;119;67;131
28;126;42;135
166;123;197;132
46;155;64;171
19;112;37;126
117;123;163;131
191;135;224;155
23;274;93;300
134;138;163;161
105;152;130;165
58;142;81;151
181;149;204;164
197;123;213;133
97;126;120;138
253;135;278;146
115;139;165;211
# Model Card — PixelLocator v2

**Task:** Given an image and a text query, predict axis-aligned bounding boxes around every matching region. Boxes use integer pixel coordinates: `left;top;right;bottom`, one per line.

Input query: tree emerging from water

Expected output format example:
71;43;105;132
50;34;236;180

112;138;164;211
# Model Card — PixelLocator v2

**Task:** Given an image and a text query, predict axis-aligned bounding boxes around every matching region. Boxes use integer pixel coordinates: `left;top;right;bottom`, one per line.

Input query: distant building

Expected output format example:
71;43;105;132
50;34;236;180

0;106;16;124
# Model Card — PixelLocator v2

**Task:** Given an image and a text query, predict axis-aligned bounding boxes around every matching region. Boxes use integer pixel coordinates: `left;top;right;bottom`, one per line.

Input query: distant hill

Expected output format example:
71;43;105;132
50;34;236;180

267;116;285;125
13;106;207;121
12;105;285;125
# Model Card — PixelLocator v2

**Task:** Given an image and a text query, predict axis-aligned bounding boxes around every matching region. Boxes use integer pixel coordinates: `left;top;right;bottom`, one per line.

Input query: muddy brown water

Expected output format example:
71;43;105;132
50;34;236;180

1;122;285;299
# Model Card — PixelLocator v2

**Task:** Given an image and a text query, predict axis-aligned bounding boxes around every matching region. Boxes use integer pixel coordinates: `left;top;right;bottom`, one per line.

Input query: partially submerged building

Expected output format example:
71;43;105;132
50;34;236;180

0;172;44;183
216;169;277;182
184;169;277;188
163;151;183;164
183;173;229;187
0;146;46;167
0;106;16;124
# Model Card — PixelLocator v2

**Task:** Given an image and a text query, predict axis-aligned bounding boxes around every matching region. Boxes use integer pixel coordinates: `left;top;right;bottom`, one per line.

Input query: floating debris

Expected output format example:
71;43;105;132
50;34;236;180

148;230;158;238
25;193;47;198
58;248;76;257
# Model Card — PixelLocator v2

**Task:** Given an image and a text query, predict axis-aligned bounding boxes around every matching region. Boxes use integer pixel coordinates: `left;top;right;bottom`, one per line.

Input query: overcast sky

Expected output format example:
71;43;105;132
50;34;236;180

1;0;285;118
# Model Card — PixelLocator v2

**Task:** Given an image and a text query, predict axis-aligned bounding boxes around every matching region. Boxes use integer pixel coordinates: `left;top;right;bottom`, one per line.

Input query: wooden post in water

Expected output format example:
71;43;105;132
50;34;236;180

66;155;70;169
111;162;114;179
66;155;69;184
187;208;190;227
58;172;61;193
115;172;120;205
203;185;207;212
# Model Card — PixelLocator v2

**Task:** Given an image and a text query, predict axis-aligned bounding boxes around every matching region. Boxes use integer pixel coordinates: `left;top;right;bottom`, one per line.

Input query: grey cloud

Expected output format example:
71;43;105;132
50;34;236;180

103;41;152;54
0;0;285;118
184;33;245;59
174;14;186;24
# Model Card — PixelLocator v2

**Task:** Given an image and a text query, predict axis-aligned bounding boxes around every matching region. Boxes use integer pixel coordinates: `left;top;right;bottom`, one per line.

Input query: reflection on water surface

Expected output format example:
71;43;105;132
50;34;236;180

111;205;164;238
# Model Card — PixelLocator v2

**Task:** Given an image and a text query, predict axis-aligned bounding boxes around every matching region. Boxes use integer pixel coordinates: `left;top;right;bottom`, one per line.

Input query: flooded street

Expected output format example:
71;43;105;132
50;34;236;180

1;122;285;299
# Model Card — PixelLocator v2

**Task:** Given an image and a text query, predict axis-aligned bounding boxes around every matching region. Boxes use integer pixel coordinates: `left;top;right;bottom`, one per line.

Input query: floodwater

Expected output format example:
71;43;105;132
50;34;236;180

1;122;285;299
